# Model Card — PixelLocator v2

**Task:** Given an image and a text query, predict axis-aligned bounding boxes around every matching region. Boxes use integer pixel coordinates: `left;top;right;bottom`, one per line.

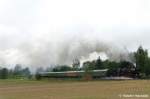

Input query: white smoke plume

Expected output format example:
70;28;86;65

0;36;132;70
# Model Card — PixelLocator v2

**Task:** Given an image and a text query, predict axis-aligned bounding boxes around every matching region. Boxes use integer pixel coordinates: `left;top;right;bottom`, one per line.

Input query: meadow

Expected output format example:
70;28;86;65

0;79;150;99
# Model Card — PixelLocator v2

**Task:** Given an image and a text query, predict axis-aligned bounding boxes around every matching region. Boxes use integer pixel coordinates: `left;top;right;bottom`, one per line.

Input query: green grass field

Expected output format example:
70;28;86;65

0;79;150;99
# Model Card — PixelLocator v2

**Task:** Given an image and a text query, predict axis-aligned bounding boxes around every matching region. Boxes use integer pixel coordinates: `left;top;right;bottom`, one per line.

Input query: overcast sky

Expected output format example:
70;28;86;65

0;0;150;67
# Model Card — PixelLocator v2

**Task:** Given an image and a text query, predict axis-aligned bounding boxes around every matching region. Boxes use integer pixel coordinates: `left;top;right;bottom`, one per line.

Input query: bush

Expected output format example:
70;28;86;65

35;73;42;80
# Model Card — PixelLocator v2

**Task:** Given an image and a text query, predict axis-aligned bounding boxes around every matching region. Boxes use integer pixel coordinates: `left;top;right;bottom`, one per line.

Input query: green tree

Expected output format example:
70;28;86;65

13;64;22;76
144;58;150;77
52;65;72;72
35;73;42;80
134;46;149;75
95;56;103;69
22;67;31;78
106;61;120;76
83;61;95;70
102;60;110;69
0;68;9;79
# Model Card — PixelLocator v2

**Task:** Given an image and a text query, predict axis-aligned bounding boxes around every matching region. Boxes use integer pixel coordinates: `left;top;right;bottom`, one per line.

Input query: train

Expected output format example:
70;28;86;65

38;69;108;79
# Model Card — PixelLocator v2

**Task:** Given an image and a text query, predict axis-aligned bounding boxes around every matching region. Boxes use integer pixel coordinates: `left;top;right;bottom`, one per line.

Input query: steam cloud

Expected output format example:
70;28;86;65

0;36;132;69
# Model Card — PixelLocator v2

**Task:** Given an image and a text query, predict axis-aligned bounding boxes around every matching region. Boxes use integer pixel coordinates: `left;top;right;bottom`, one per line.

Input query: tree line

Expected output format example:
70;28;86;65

1;46;150;79
49;46;150;78
0;64;31;79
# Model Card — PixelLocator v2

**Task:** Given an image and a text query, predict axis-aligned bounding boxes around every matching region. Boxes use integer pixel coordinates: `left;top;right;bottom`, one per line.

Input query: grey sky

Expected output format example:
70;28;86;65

0;0;150;68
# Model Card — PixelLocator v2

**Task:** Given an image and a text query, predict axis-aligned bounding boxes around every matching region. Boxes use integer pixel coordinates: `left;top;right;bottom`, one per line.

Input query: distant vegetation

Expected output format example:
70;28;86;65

1;46;150;79
0;64;31;79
